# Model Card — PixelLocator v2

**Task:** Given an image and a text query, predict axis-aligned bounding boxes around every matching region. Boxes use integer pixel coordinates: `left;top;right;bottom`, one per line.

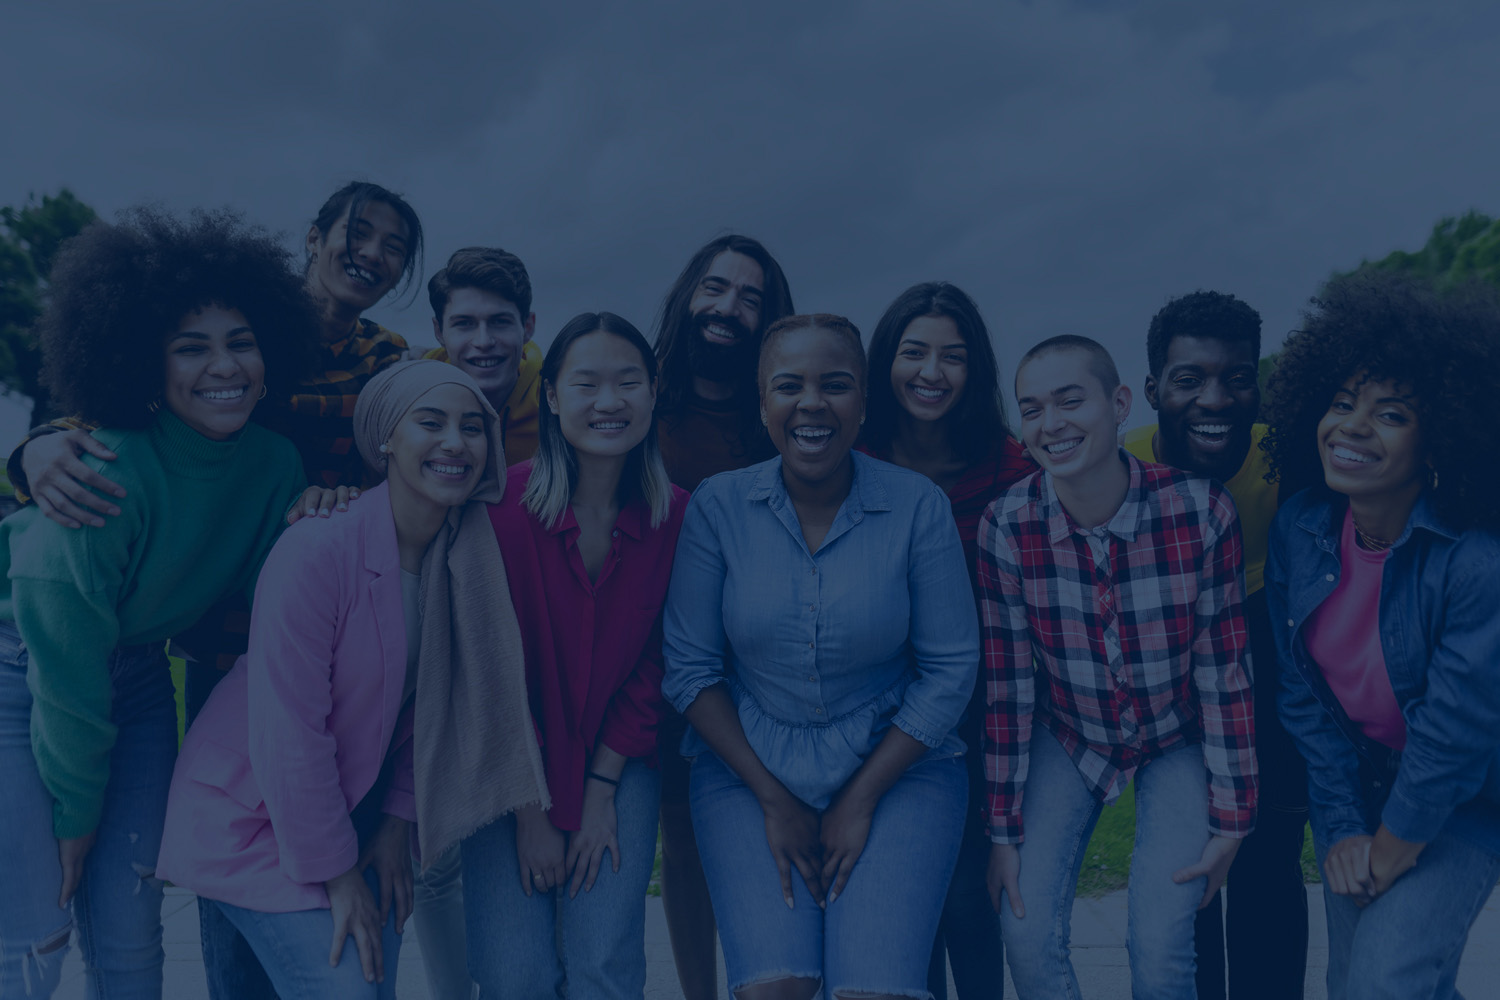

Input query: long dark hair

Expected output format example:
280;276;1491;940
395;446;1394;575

863;281;1010;463
523;312;673;529
308;181;425;305
652;234;794;429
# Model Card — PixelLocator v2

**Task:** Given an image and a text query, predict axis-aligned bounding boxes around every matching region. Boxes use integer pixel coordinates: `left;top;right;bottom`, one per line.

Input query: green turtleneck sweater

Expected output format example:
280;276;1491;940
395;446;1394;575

0;410;304;838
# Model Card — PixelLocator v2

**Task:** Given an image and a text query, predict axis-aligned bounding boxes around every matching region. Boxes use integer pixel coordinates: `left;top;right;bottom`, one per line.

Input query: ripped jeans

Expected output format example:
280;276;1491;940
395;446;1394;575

0;621;176;999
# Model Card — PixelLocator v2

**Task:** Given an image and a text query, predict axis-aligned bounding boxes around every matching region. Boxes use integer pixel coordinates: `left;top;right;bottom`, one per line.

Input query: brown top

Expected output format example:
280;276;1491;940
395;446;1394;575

657;396;775;492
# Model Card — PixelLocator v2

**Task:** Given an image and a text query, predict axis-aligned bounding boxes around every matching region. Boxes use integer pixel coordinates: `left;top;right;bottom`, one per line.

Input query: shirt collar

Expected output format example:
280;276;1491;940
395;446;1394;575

1294;486;1457;548
1041;448;1147;544
746;451;892;514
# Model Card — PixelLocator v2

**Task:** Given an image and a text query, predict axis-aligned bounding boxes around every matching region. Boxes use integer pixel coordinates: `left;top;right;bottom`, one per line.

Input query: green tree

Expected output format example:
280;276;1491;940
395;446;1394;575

1358;210;1500;287
0;189;99;424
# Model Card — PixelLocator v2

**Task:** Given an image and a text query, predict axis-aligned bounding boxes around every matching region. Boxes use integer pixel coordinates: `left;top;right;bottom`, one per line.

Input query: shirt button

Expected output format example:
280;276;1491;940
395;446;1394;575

809;604;816;611
809;641;815;649
1287;618;1295;627
1325;573;1334;582
814;707;823;714
811;567;817;575
808;675;816;681
613;530;620;538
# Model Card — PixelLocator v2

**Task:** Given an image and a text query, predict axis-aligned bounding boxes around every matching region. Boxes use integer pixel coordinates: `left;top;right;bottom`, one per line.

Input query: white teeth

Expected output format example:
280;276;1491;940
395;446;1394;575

1332;445;1375;464
1191;424;1230;435
591;421;627;430
467;358;500;368
344;263;378;285
911;386;946;400
704;323;736;341
427;462;468;475
792;427;833;439
1044;438;1081;456
198;388;246;401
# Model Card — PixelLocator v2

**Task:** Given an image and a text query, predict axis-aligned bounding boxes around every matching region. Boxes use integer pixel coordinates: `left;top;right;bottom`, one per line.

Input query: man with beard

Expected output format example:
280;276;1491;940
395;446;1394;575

1123;290;1308;1000
653;234;794;1000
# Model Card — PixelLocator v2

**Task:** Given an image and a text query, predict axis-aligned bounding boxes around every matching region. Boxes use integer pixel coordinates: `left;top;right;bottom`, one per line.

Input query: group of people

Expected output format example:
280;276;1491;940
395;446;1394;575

0;180;1496;1000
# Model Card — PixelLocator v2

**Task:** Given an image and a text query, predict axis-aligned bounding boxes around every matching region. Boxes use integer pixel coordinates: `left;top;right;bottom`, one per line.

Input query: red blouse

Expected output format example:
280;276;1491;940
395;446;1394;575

860;436;1036;589
488;461;689;830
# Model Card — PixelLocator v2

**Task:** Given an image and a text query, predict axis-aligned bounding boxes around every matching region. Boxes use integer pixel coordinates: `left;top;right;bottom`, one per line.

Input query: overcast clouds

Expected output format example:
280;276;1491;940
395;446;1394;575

4;1;1498;429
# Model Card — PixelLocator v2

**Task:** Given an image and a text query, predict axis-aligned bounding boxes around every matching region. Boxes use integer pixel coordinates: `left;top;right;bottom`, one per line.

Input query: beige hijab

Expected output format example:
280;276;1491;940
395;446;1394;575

354;360;549;866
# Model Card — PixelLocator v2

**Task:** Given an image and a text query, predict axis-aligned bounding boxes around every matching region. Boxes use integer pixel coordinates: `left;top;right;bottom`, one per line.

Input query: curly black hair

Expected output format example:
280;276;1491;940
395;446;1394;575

40;206;320;429
1146;290;1262;377
1262;269;1500;531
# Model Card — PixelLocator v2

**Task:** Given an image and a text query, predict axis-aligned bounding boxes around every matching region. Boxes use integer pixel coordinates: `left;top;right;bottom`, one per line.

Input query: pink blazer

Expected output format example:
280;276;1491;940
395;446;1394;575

156;482;416;913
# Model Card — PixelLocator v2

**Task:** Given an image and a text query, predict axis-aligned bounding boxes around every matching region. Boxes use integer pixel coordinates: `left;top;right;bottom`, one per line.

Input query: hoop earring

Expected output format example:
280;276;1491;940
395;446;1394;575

1429;467;1440;491
257;385;268;401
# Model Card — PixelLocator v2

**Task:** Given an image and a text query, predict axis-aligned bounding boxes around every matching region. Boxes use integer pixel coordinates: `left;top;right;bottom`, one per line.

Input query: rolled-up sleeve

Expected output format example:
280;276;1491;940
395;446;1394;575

662;490;729;715
891;486;979;748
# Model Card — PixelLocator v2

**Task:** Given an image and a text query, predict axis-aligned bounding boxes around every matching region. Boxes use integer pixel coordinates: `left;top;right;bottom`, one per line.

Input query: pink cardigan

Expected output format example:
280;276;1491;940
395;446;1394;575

156;482;416;913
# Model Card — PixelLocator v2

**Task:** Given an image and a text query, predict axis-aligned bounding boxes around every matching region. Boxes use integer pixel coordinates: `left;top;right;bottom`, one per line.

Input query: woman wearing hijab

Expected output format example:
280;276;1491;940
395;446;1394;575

156;360;548;999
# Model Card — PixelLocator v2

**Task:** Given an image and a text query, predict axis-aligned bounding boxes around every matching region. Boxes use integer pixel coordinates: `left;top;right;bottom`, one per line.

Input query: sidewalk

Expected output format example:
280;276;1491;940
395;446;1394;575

56;884;1500;999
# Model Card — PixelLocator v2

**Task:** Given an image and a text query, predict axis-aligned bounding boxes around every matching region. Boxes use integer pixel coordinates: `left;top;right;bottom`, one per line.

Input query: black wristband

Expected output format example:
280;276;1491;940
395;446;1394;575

586;770;620;787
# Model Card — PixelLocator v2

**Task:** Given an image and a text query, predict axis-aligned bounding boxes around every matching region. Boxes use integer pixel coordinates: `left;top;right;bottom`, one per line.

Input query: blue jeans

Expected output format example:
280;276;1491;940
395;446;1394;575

210;867;401;1000
462;761;661;1000
1002;727;1210;1000
0;621;176;1000
411;844;475;1000
1317;833;1500;1000
691;748;967;997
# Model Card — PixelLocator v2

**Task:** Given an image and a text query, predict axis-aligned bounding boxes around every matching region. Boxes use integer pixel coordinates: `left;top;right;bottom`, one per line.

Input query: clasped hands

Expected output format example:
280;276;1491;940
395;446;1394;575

760;785;875;910
1323;825;1425;908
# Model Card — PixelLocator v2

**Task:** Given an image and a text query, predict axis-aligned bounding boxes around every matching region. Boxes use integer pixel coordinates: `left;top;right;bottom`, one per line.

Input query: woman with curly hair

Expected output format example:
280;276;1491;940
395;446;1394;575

1262;269;1500;1000
0;207;315;998
859;282;1033;1000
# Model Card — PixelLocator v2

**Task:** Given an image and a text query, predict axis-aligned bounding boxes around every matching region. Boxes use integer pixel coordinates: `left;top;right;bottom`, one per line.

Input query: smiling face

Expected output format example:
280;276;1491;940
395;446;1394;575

1016;347;1131;485
889;314;969;423
305;199;409;313
686;250;765;382
1146;334;1260;481
383;383;489;515
1317;373;1425;510
546;330;657;460
760;324;865;488
434;287;534;405
162;305;266;440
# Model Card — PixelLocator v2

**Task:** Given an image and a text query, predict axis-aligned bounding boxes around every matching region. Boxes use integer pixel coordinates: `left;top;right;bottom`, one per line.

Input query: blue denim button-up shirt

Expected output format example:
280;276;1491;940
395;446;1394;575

1267;487;1500;855
663;451;980;809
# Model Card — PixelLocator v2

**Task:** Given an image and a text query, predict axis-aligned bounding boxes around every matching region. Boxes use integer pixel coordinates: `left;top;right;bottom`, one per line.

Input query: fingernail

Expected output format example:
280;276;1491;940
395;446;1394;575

338;503;347;511
785;896;794;909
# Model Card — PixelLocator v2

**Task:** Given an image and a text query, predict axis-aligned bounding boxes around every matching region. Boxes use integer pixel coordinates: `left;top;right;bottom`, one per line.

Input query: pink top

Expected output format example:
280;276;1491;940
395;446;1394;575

156;482;417;912
1305;508;1407;750
488;461;688;830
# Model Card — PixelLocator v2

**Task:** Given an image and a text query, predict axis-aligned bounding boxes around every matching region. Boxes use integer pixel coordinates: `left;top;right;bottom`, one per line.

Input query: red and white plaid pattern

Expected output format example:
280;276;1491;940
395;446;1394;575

978;453;1257;844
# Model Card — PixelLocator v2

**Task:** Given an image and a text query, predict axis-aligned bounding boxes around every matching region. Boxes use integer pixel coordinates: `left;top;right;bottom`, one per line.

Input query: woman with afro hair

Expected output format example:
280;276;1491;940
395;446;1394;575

1262;268;1500;1000
0;207;315;999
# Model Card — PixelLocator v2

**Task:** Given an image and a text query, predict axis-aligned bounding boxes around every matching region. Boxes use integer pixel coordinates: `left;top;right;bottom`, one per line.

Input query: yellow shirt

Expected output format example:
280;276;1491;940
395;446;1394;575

1122;423;1278;594
423;340;543;464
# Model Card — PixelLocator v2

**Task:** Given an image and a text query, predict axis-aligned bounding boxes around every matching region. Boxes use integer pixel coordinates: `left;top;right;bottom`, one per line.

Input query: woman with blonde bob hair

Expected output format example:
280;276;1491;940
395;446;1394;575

464;312;687;1000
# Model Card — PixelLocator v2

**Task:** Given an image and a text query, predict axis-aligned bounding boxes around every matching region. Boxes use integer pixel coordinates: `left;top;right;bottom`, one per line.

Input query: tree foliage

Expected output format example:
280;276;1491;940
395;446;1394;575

1357;210;1500;287
0;189;99;423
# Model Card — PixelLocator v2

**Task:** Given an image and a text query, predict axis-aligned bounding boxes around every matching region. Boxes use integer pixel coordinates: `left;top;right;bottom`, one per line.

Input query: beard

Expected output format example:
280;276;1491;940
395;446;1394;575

687;313;756;384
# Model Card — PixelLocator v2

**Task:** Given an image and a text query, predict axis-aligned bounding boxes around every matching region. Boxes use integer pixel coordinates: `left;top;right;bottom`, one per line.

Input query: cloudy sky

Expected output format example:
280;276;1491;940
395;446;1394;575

4;1;1498;433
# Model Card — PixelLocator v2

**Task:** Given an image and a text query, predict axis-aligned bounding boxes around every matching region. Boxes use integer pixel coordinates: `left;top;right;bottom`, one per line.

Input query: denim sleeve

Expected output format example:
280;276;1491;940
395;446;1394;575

662;489;730;715
891;485;980;749
1267;512;1370;848
1382;535;1500;844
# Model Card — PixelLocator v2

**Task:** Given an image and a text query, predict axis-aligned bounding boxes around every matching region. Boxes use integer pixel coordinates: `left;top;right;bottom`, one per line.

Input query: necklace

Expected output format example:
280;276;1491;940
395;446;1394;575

1353;518;1394;552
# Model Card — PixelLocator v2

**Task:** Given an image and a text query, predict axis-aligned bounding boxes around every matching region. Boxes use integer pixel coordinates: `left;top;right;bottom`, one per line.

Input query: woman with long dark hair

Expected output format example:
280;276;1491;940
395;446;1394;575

861;282;1033;999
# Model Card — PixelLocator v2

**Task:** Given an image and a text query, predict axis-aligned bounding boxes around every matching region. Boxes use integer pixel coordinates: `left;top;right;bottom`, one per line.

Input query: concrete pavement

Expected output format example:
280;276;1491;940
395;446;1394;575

54;883;1500;998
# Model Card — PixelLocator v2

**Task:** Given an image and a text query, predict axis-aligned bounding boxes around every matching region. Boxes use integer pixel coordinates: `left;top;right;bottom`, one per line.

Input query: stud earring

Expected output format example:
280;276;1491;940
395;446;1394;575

147;398;162;414
379;443;390;454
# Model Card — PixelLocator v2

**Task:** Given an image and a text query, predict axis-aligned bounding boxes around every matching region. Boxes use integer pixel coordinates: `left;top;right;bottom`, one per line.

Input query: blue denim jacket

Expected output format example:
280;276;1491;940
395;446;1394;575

1266;487;1500;855
662;451;980;809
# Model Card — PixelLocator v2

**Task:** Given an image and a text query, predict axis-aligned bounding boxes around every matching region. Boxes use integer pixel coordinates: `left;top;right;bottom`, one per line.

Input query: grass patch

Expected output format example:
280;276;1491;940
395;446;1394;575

1074;784;1321;897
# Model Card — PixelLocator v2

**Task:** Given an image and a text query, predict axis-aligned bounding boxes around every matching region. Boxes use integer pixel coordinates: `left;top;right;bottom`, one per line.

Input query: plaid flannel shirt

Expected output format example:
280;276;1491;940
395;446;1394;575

257;319;408;487
978;452;1257;845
